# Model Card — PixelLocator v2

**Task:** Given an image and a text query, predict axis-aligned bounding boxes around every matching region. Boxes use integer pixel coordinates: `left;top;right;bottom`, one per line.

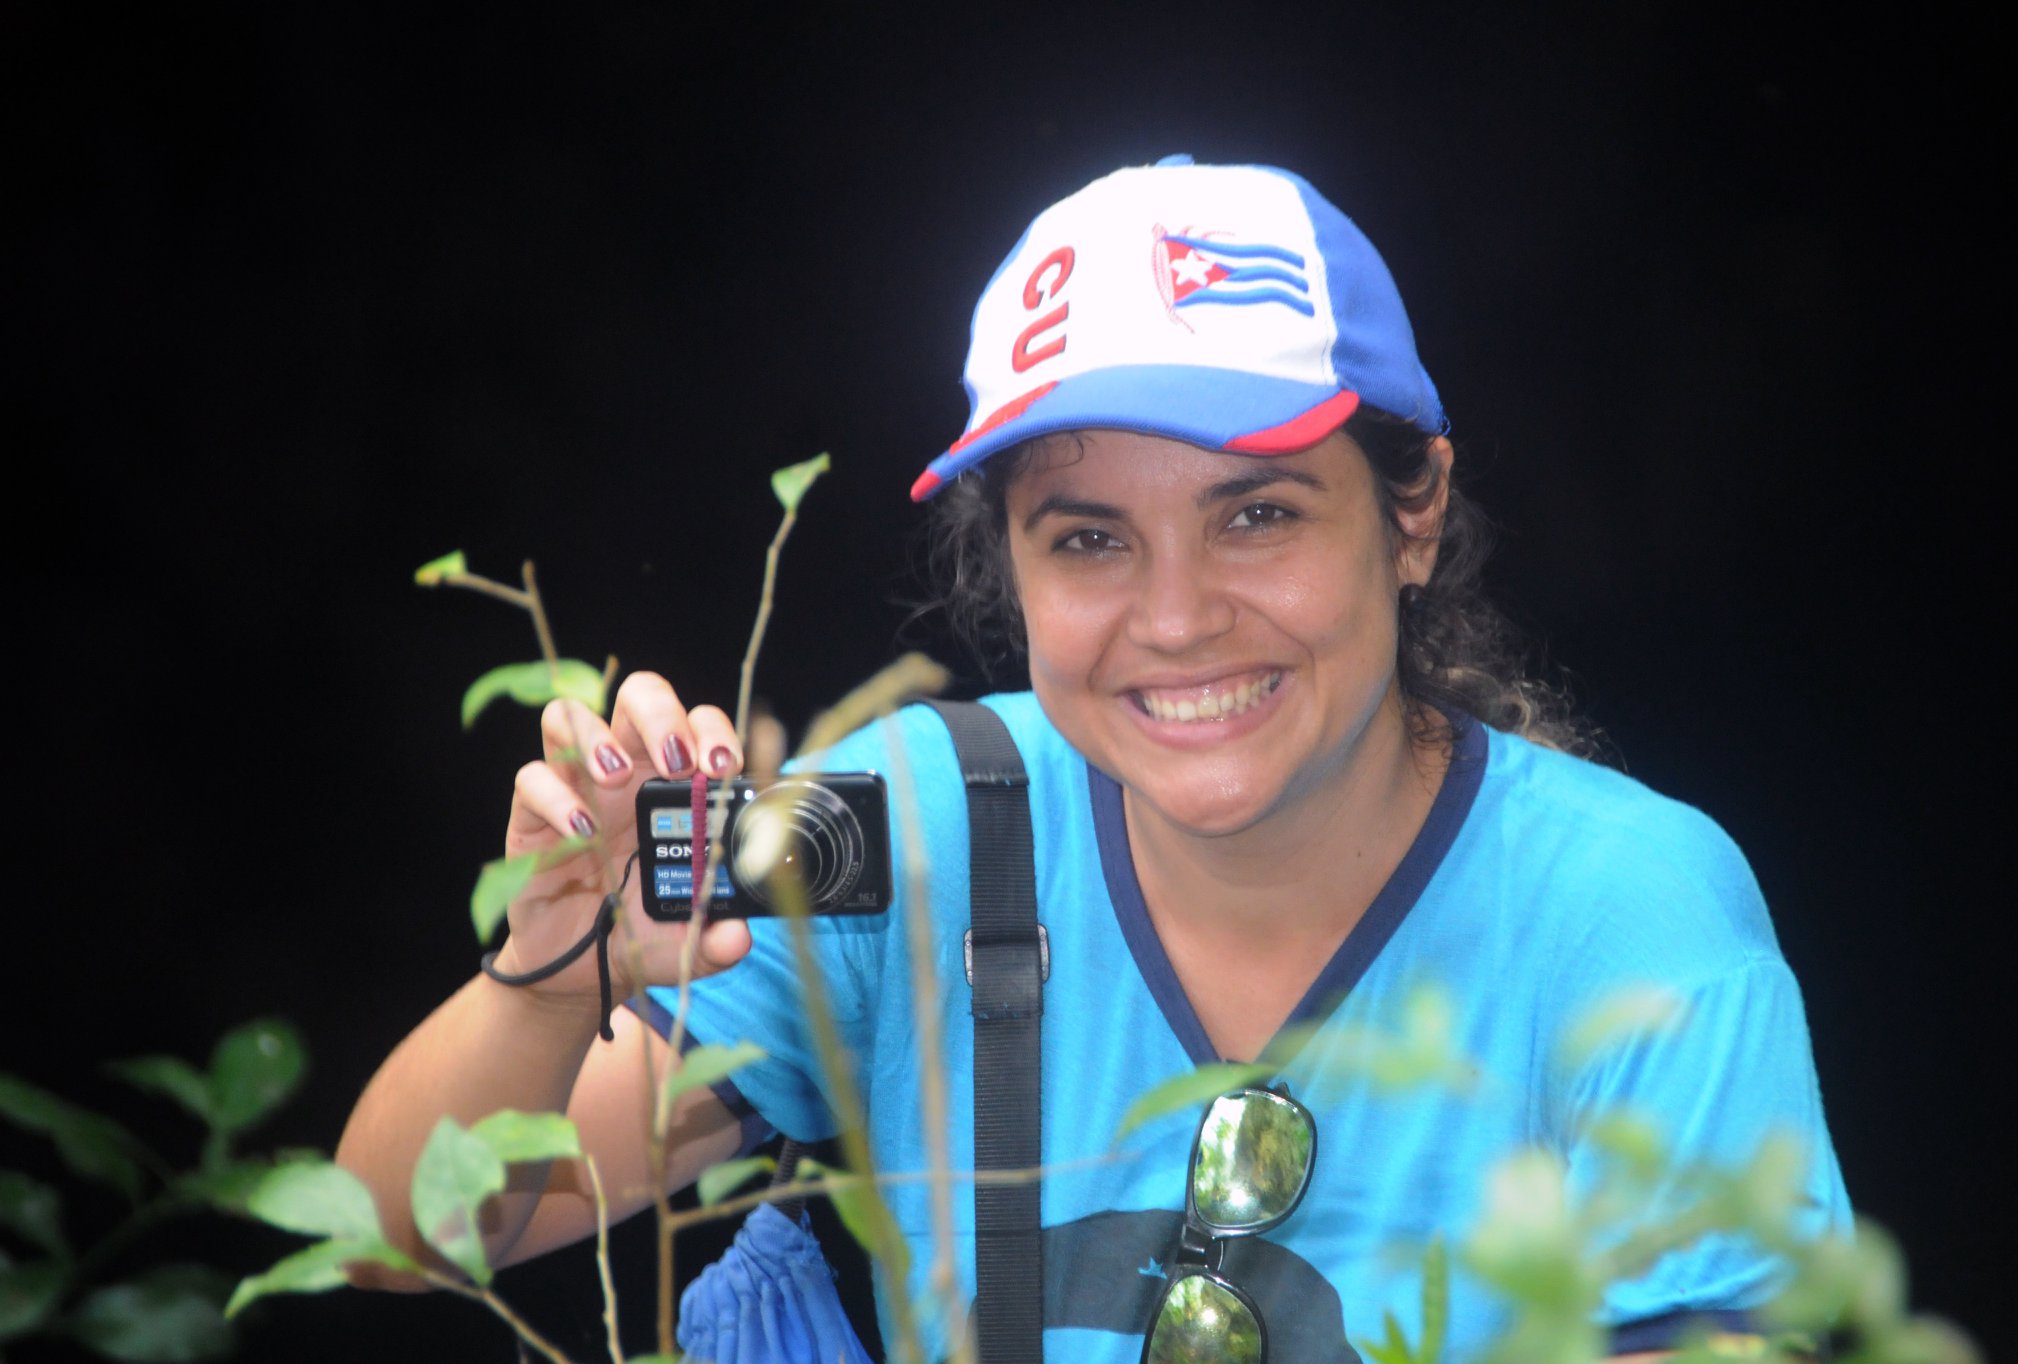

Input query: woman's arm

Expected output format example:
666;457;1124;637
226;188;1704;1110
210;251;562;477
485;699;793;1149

336;672;754;1281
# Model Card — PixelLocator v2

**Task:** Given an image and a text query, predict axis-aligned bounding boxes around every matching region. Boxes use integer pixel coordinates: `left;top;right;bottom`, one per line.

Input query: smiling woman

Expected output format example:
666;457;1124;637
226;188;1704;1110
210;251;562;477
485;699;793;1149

336;156;1851;1363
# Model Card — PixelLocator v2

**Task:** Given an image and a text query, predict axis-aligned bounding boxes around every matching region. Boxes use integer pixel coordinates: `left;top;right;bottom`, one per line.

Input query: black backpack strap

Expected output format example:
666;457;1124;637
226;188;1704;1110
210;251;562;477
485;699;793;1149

921;699;1045;1364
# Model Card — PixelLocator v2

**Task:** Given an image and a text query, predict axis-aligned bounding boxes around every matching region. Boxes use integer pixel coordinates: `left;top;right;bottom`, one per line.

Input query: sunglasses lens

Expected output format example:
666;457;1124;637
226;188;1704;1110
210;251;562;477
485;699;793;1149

1145;1274;1263;1364
1191;1090;1314;1231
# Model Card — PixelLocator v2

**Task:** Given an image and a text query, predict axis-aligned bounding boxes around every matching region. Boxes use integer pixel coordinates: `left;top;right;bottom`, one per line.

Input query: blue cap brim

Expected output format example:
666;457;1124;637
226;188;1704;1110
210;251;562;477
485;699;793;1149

911;366;1359;501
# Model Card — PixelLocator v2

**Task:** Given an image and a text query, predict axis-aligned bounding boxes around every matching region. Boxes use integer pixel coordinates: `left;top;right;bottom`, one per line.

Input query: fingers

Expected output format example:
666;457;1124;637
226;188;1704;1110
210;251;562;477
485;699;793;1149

507;758;601;851
607;673;743;780
540;697;633;790
686;704;743;779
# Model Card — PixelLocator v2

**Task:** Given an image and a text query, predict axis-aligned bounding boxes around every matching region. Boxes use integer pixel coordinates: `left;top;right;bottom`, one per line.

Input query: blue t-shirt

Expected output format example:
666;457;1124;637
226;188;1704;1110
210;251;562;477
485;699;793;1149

643;694;1849;1361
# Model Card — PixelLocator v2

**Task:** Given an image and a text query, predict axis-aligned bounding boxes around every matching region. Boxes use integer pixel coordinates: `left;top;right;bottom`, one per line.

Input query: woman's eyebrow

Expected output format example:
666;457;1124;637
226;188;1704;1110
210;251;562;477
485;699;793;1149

1022;494;1125;532
1199;466;1327;507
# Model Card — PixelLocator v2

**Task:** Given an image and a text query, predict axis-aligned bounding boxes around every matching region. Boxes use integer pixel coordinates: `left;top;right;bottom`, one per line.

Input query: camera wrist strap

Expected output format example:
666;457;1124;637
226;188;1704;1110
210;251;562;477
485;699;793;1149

480;850;635;1042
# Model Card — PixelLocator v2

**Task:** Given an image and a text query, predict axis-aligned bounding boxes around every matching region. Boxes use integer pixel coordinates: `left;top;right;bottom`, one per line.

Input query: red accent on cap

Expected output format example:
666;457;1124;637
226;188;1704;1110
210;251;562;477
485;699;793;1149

948;381;1059;455
909;469;943;502
1223;390;1361;454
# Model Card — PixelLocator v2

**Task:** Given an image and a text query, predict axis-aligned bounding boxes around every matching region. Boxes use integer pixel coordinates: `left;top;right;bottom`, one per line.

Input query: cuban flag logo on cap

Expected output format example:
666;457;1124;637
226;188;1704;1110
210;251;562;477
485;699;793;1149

1152;226;1314;330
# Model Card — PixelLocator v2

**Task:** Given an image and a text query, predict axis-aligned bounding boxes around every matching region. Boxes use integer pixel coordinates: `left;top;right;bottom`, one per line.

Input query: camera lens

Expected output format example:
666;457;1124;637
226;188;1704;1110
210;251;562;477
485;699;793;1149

729;780;866;911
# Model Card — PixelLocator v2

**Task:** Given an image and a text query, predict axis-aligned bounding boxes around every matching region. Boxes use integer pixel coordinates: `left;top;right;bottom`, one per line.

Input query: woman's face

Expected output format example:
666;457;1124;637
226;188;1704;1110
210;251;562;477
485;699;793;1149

1004;427;1443;838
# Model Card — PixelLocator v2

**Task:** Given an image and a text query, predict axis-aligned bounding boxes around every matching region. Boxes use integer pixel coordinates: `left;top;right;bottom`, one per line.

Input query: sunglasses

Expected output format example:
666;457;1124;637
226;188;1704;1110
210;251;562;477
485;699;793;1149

1141;1085;1318;1364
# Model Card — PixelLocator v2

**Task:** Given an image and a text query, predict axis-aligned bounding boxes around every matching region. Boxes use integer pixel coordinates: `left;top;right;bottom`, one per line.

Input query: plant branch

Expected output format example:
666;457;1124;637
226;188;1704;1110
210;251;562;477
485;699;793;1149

585;1156;625;1364
421;1268;578;1364
795;653;951;760
648;1154;1117;1235
878;713;972;1364
768;867;925;1364
440;570;534;610
521;561;563;690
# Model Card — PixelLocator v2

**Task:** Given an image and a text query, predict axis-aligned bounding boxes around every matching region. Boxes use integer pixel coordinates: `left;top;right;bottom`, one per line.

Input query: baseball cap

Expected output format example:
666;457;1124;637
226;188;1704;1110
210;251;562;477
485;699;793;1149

909;155;1445;501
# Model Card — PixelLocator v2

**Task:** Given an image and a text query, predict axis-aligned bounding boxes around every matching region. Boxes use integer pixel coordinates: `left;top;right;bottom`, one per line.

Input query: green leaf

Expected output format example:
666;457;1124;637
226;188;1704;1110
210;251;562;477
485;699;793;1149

770;452;831;513
1845;1217;1907;1328
795;1158;909;1290
470;851;540;943
467;839;591;943
795;1161;881;1260
698;1155;777;1207
1462;1149;1589;1311
68;1265;235;1362
468;1111;581;1165
1420;1234;1449;1364
413;550;468;586
224;1239;413;1318
1581;1111;1669;1183
0;1075;150;1202
410;1118;504;1286
661;1042;767;1109
104;1057;215;1127
1304;984;1477;1098
461;658;607;730
176;1151;319;1217
244;1162;383;1243
0;1170;66;1259
0;1257;66;1340
1359;1310;1413;1364
1558;985;1688;1070
1111;1061;1276;1145
207;1019;306;1136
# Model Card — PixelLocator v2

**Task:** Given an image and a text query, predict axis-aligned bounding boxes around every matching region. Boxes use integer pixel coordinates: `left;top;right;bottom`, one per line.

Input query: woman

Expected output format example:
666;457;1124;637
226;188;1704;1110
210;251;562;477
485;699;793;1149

338;157;1848;1361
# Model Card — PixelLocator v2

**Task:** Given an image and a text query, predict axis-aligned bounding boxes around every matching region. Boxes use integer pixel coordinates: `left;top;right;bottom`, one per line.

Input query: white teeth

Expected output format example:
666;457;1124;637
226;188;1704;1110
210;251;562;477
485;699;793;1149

1136;672;1281;723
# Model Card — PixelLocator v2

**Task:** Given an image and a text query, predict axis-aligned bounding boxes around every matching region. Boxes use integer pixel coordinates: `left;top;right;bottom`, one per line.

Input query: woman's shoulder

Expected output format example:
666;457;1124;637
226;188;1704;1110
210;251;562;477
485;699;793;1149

1468;722;1783;980
793;691;1068;772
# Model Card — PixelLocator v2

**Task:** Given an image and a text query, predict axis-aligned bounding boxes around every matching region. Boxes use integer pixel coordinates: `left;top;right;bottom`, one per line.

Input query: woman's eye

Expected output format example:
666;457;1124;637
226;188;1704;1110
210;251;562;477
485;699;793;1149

1056;528;1123;554
1228;502;1294;530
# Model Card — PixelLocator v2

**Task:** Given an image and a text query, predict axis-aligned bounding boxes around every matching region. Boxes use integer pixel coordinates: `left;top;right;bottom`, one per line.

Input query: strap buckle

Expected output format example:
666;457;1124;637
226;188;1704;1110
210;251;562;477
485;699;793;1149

964;925;1050;985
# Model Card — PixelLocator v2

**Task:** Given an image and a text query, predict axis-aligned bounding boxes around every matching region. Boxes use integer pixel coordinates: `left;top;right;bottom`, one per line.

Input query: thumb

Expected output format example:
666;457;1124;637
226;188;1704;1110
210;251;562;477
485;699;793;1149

692;918;753;975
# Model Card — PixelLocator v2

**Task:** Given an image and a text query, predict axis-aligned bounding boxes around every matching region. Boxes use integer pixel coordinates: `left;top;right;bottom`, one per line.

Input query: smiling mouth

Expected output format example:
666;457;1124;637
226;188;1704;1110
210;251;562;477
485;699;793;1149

1129;670;1284;723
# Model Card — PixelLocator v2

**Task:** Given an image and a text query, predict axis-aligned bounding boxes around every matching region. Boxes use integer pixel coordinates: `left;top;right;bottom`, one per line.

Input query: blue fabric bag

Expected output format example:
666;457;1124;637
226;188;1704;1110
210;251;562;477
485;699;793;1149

676;1201;873;1364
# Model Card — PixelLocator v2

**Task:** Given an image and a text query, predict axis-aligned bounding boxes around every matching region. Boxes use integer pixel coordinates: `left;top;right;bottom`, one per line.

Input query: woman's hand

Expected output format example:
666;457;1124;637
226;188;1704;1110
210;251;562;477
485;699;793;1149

492;671;753;1009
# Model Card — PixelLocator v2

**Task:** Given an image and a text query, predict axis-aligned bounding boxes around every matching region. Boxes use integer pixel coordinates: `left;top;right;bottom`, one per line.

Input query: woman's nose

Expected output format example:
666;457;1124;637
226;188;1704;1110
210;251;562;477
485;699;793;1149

1125;551;1236;653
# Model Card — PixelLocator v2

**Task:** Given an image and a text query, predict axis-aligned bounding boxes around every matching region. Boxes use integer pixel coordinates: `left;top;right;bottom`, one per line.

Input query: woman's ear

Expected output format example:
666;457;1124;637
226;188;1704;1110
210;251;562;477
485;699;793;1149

1394;437;1454;588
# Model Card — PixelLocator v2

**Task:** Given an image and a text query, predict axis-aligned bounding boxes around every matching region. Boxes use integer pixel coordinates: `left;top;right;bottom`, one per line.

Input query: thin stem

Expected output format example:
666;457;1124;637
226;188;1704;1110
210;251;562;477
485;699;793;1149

769;869;926;1364
584;1156;625;1364
420;1269;578;1364
64;1189;195;1296
735;507;795;741
653;1154;1111;1234
441;570;534;610
878;714;971;1364
521;561;563;689
795;653;951;760
644;490;810;1352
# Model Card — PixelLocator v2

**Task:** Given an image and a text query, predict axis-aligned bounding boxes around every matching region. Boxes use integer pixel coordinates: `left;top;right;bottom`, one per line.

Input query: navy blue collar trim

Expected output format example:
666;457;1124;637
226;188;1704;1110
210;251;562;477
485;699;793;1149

1089;712;1489;1066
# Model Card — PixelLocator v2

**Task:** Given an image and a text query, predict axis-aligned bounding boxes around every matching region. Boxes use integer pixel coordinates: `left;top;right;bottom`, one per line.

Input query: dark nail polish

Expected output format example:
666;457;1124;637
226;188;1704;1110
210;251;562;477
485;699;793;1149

595;744;627;775
709;746;735;775
570;810;597;837
664;736;693;774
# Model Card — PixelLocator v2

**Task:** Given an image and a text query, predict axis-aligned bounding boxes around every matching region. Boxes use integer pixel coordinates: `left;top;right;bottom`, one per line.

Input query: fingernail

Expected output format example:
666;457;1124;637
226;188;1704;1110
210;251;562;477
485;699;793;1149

594;744;628;775
570;810;597;837
664;736;693;774
709;746;735;775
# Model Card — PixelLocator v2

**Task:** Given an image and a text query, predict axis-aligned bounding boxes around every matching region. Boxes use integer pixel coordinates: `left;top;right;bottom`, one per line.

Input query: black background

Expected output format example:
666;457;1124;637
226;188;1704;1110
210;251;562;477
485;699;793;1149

3;3;2002;1360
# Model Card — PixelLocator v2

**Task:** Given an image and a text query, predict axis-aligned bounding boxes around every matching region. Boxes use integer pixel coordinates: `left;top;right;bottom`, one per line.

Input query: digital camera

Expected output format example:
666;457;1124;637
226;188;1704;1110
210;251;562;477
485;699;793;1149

636;774;891;920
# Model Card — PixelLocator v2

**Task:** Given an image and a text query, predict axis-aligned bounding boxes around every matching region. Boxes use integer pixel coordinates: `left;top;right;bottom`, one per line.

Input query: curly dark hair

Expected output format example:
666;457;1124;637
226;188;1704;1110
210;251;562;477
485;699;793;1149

920;407;1601;758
